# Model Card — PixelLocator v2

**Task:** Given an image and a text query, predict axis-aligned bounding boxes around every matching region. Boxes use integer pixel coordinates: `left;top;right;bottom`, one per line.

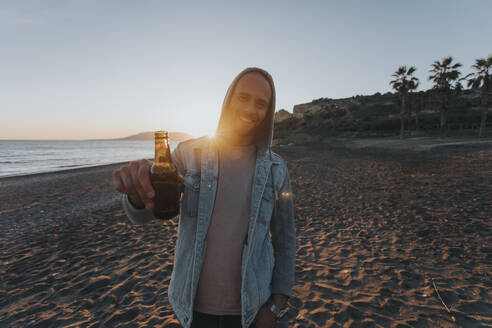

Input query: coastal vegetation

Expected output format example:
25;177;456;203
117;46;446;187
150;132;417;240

467;55;492;138
428;56;466;137
389;66;419;139
274;55;492;142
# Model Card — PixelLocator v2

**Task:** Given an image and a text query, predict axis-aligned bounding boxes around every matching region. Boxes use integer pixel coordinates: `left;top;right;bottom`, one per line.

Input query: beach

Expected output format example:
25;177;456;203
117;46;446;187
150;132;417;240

1;138;491;327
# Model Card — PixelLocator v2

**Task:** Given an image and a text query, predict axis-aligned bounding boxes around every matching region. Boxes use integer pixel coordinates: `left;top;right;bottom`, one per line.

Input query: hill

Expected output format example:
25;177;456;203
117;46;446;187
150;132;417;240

273;89;488;144
116;131;193;141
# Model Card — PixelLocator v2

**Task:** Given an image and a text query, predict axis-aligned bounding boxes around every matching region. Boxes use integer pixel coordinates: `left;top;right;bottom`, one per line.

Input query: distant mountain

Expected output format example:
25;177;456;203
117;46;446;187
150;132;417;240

117;131;193;141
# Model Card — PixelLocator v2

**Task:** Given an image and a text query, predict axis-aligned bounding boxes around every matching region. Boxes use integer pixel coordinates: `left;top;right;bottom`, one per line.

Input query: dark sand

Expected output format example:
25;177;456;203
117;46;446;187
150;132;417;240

1;139;491;327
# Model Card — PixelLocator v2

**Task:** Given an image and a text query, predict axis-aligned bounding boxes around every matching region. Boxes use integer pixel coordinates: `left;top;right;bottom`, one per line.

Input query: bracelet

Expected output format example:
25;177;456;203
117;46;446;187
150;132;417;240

267;298;289;320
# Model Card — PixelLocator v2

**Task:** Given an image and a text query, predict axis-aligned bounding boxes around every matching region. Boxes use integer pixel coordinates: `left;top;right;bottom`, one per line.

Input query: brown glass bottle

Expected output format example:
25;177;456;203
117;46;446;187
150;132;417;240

150;131;180;220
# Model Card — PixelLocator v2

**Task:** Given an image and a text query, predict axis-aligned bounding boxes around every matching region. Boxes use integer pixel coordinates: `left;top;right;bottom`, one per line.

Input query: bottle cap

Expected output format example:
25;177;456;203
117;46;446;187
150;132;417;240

155;131;168;138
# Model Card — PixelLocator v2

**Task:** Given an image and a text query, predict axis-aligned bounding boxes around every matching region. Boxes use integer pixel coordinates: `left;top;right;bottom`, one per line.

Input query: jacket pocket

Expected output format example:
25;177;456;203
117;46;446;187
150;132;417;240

262;185;274;202
182;173;200;217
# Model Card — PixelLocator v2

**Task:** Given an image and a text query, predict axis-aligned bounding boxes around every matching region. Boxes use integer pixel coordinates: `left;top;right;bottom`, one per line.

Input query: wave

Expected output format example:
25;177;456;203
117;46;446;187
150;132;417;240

56;164;86;168
0;160;29;164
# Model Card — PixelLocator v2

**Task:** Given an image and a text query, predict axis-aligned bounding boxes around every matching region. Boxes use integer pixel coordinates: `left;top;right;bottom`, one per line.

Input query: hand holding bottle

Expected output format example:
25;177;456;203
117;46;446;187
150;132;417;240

112;159;155;209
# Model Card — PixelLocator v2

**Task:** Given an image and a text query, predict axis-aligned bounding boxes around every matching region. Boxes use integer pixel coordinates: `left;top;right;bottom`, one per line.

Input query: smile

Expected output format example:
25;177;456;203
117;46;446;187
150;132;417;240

239;115;256;124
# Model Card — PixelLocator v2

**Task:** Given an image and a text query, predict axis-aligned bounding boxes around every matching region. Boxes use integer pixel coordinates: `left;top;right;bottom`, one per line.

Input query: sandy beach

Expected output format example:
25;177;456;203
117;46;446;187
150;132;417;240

1;138;491;327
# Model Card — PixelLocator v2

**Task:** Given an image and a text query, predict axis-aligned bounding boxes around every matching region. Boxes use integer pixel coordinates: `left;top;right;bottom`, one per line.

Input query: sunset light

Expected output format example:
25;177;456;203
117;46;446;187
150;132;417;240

2;2;491;327
2;2;488;140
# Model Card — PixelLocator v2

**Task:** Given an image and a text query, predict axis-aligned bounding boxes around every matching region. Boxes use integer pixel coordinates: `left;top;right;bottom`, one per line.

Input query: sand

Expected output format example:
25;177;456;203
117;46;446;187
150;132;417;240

1;139;491;327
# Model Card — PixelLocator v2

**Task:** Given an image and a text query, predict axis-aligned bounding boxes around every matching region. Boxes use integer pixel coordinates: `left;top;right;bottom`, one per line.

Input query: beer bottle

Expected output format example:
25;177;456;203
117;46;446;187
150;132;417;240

150;131;180;220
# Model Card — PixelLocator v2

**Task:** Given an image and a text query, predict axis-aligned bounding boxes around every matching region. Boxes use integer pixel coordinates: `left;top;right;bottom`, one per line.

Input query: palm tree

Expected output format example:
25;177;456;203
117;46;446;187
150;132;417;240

467;55;492;137
428;56;463;137
390;66;419;138
411;91;426;132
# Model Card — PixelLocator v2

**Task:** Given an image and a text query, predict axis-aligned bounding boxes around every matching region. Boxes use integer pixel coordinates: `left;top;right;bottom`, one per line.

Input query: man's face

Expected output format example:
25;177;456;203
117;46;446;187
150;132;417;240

228;72;272;137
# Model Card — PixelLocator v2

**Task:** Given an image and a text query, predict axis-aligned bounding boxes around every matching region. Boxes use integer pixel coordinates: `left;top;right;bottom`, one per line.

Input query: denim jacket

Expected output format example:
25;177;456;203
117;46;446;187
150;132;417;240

122;136;296;328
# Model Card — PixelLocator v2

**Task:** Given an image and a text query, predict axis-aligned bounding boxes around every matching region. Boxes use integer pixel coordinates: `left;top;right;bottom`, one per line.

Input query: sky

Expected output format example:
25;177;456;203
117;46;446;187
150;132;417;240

1;0;490;140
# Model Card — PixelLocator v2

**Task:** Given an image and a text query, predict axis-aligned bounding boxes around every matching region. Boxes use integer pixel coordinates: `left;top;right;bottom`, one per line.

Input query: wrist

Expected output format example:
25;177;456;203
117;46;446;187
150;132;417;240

271;294;289;309
266;297;289;321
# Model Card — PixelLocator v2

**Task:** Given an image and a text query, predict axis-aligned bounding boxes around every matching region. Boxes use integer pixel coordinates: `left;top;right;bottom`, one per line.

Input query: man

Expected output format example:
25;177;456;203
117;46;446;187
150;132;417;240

112;67;296;328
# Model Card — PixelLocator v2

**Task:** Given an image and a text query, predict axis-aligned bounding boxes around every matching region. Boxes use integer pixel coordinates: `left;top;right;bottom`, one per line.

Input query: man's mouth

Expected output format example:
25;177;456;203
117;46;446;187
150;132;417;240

239;114;256;125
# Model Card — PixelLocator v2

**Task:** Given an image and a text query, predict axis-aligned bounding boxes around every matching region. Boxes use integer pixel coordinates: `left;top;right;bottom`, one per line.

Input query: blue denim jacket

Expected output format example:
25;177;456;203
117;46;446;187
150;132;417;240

122;136;296;328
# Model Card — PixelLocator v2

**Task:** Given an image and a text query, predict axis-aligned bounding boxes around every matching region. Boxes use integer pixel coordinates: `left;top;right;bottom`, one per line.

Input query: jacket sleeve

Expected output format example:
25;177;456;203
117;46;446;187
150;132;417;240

270;168;296;297
122;143;185;225
171;142;186;176
122;194;154;225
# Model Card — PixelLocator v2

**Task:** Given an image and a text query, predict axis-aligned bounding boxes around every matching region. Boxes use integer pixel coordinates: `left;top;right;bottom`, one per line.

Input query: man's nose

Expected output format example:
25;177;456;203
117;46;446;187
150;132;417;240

243;101;257;116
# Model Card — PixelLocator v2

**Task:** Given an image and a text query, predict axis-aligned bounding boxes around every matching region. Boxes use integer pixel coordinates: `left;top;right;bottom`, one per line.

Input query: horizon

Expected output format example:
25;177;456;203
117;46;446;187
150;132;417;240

0;130;193;141
1;0;490;140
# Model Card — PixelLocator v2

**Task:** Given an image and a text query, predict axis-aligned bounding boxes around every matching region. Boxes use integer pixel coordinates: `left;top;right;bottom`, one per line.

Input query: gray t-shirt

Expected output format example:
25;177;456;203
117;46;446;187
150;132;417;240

193;142;256;315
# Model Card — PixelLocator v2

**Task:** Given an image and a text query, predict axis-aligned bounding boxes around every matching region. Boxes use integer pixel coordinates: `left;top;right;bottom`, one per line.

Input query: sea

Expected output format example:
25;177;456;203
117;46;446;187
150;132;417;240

0;140;178;178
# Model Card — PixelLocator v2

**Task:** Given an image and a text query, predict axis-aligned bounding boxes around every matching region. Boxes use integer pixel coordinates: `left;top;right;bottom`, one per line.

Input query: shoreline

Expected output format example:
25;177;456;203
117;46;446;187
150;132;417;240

0;159;153;181
2;136;492;180
0;161;131;180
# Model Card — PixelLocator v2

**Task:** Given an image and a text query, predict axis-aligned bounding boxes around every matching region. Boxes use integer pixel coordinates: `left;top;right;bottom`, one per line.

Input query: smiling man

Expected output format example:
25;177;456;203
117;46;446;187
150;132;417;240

112;67;296;328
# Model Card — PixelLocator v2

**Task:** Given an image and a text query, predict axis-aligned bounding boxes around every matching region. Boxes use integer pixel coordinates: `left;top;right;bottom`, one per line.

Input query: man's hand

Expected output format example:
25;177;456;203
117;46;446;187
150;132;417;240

252;294;289;328
252;303;277;328
112;159;155;209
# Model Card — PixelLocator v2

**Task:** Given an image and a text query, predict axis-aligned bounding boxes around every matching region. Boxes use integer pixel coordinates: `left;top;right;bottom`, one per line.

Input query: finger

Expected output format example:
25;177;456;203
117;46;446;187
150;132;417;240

138;164;155;198
121;169;140;201
112;170;126;193
131;166;152;208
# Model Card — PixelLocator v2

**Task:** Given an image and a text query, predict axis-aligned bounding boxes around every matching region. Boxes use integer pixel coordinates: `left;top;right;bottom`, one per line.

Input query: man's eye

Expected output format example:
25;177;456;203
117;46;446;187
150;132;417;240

239;95;248;101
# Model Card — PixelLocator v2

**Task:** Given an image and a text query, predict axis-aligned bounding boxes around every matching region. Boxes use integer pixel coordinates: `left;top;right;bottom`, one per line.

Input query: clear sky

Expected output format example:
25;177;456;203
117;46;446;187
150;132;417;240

1;0;490;139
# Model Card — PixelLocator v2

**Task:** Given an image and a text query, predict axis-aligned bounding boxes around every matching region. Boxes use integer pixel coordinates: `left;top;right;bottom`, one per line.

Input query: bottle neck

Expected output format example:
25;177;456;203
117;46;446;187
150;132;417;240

154;137;172;167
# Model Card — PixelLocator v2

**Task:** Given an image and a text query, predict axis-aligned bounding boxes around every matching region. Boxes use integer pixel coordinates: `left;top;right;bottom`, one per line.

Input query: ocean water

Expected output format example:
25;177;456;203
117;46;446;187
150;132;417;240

0;140;178;178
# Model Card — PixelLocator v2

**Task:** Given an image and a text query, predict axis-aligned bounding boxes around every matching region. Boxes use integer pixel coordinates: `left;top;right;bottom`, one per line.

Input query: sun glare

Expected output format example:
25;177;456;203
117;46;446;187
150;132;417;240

179;108;220;138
